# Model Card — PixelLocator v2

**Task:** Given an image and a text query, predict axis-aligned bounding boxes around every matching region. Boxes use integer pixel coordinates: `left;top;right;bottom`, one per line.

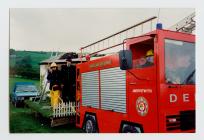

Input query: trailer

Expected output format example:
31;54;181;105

25;100;76;127
24;52;103;127
75;17;195;133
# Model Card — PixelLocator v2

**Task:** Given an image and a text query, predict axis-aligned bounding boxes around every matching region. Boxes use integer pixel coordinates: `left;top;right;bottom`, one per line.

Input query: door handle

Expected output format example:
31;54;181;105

168;85;178;88
129;82;136;85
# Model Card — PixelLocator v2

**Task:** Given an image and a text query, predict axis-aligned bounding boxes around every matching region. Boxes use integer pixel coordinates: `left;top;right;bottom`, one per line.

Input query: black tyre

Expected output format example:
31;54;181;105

84;116;98;133
122;124;141;133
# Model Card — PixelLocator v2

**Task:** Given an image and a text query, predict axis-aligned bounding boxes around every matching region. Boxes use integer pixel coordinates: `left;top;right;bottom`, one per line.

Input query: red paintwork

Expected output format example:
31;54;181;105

75;29;195;133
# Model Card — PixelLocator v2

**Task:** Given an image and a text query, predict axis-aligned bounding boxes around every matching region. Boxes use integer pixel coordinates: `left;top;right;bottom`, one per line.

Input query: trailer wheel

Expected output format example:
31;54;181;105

122;124;141;133
84;116;97;133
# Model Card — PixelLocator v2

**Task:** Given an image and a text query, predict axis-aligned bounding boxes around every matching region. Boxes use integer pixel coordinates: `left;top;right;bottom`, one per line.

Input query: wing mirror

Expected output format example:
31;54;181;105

119;50;133;70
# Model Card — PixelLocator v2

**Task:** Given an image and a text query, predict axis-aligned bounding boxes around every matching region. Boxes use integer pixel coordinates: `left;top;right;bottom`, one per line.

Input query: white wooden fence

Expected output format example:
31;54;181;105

53;102;76;118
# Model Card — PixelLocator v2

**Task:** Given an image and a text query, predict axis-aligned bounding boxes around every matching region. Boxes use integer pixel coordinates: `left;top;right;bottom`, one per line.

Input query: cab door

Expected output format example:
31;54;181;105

126;36;158;132
158;31;195;132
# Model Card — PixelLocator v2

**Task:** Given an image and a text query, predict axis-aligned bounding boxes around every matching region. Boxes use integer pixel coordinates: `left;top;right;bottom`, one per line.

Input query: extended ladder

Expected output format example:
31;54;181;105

169;12;195;33
80;16;157;57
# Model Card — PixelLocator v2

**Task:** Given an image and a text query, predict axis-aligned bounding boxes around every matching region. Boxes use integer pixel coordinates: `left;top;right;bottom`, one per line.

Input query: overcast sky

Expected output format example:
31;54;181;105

10;8;195;53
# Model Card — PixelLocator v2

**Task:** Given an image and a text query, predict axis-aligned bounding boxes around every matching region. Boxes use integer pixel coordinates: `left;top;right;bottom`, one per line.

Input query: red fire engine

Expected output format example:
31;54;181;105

75;17;195;133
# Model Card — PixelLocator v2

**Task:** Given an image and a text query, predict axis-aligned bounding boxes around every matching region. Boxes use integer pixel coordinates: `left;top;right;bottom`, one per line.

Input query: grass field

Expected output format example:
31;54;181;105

9;77;82;133
9;103;82;133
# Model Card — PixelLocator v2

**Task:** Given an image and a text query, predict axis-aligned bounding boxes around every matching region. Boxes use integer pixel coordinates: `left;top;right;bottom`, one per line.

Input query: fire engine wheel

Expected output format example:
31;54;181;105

122;125;141;133
84;116;97;133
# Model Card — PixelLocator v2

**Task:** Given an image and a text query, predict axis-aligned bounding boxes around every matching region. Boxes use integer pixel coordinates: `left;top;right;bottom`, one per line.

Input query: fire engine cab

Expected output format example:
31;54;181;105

75;18;195;133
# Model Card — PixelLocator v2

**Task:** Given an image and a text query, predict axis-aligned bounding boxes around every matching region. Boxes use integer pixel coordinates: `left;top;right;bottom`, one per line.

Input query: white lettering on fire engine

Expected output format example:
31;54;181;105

170;94;177;103
169;93;190;103
183;94;190;102
132;89;152;93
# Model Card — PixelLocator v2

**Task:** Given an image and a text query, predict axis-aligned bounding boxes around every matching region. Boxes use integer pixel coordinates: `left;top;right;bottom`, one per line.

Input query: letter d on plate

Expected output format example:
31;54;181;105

170;94;177;103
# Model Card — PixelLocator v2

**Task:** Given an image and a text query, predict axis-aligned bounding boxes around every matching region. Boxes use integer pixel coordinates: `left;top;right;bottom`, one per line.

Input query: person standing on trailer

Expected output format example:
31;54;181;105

61;58;76;102
67;58;76;101
60;60;69;102
47;62;62;107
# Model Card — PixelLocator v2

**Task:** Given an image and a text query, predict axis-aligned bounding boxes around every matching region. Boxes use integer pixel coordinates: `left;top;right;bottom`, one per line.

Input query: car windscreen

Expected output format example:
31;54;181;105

165;39;195;85
15;85;38;93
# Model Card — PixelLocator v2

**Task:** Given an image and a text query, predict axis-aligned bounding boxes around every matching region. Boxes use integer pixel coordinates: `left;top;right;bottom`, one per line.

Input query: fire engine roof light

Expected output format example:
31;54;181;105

156;23;163;29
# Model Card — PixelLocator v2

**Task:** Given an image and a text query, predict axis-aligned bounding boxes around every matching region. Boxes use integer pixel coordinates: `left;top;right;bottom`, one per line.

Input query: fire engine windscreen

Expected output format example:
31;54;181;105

165;39;195;84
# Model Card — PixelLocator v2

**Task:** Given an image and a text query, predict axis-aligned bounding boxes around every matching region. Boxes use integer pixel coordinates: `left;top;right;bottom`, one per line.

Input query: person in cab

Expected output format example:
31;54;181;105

137;49;154;68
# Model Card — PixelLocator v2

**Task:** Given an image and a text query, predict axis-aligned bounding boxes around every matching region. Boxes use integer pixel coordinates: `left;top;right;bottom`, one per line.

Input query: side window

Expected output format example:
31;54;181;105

130;39;154;68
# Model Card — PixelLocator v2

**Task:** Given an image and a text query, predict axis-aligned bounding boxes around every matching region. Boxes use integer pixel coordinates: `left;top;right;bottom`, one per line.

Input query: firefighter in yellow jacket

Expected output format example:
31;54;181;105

47;62;62;107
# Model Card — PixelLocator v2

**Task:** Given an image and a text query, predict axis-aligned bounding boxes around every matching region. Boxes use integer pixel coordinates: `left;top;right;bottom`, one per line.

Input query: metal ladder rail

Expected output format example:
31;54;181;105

169;12;195;33
38;81;48;104
80;16;157;57
33;80;48;103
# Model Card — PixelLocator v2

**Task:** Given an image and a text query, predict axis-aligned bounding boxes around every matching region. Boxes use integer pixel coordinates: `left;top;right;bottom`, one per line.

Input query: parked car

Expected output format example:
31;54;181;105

12;82;40;107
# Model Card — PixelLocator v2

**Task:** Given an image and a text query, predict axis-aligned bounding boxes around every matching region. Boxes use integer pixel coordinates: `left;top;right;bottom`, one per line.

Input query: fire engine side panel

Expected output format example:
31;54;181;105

81;71;99;108
76;54;129;132
100;67;126;113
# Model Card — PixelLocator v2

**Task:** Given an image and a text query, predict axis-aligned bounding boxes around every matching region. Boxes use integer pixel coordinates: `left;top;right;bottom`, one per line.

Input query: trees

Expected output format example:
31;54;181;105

16;55;32;68
9;49;16;55
9;49;51;80
10;54;39;79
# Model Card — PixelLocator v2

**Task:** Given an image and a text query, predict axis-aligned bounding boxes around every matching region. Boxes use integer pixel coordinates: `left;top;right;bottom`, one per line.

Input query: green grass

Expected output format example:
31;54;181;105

24;100;52;118
9;103;83;133
9;77;82;133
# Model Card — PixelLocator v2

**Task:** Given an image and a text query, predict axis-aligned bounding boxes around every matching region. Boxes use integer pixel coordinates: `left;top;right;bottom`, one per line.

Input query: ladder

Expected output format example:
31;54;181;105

80;16;157;57
169;12;195;33
38;81;48;103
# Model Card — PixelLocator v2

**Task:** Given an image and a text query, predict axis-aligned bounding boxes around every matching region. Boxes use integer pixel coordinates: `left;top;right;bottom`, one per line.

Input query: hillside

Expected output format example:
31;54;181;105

10;50;52;69
9;49;58;79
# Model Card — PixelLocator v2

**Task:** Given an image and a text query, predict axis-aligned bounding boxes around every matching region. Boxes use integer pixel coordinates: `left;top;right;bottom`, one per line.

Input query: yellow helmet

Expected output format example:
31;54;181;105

50;62;57;68
146;49;154;57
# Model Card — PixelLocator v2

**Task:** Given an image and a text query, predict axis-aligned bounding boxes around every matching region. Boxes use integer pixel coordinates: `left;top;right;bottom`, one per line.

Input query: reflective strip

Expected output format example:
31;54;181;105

100;67;126;113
